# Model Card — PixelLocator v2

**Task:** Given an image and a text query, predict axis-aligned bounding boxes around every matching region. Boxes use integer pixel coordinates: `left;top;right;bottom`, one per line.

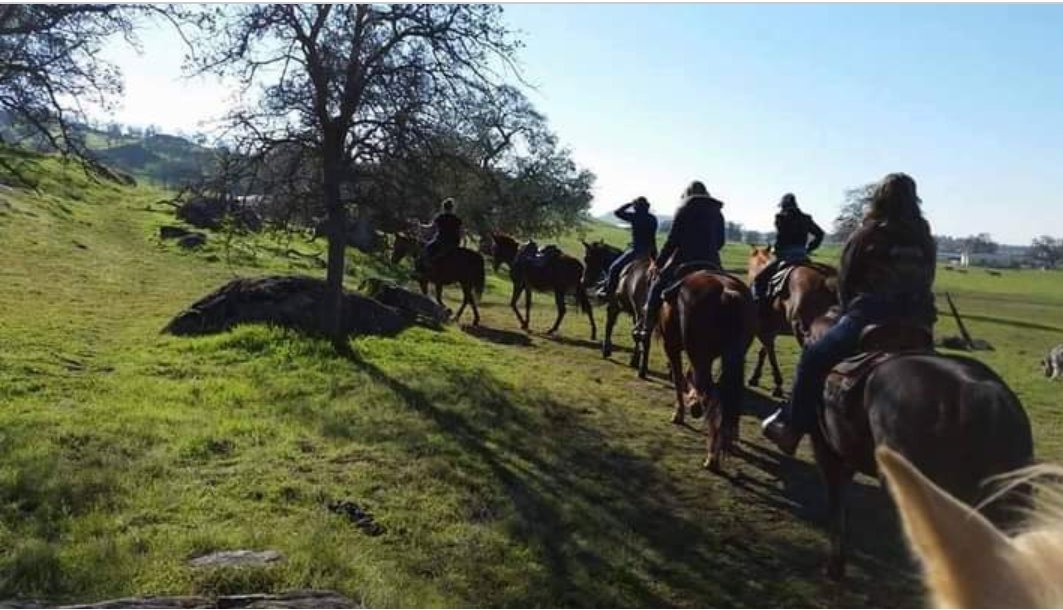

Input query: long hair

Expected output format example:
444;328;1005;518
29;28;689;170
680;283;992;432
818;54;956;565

864;173;929;238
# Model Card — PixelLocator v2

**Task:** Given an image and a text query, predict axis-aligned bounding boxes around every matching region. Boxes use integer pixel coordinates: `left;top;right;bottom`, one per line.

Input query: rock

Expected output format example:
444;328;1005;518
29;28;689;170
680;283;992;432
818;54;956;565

160;225;193;240
360;277;449;327
162;275;410;339
177;197;262;232
177;233;207;249
188;550;284;568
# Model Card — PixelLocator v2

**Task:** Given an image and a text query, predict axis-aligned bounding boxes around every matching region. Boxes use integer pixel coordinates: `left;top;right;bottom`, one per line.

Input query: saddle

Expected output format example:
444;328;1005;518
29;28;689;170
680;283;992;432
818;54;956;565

661;261;728;301
517;244;562;269
823;321;934;412
766;260;835;302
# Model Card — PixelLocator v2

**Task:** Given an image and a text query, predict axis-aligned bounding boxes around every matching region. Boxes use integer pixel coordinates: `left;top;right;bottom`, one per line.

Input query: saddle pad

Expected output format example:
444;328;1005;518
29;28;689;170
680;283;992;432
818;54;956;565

767;265;797;301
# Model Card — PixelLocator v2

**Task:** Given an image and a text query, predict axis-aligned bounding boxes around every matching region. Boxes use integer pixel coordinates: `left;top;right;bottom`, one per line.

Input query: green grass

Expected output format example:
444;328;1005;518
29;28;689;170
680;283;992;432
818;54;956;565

1;150;1062;606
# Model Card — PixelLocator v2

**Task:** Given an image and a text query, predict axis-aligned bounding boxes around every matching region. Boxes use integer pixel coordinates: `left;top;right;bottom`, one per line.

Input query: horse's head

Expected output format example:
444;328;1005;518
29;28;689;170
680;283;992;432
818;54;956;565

877;447;1063;608
490;232;518;272
581;239;618;283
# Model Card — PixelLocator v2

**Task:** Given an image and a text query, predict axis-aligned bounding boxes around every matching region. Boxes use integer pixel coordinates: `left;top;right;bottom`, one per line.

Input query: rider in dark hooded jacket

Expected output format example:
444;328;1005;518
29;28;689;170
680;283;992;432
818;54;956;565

751;193;825;304
639;181;726;346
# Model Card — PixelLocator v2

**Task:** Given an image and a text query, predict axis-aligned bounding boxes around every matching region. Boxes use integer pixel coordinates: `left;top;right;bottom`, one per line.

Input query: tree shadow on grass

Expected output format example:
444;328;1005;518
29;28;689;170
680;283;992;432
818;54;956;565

326;351;920;607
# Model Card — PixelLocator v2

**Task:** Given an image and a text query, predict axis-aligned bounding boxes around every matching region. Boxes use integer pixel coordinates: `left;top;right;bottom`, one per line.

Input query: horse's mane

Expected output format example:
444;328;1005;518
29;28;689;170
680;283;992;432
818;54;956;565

492;232;518;247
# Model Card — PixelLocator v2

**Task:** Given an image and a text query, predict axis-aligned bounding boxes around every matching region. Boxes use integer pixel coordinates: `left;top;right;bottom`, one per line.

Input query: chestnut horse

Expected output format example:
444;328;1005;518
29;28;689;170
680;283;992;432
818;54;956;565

746;246;838;396
659;269;756;471
507;242;597;339
391;233;485;326
806;312;1034;580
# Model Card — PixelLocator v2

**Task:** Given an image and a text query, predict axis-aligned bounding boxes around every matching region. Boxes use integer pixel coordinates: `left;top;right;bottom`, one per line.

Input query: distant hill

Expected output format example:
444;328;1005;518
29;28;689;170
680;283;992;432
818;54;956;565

0;114;217;187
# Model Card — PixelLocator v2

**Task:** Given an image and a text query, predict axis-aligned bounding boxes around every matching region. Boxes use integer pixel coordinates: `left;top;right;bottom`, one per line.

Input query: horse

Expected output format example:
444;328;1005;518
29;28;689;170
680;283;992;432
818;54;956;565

390;233;485;326
508;243;597;339
659;269;755;471
806;312;1034;580
580;239;623;294
746;246;838;397
878;447;1062;608
489;232;520;273
582;241;655;373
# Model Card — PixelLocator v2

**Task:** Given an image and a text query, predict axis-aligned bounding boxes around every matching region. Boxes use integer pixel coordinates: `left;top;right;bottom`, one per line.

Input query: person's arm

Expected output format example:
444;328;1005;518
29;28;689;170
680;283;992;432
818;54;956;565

807;218;825;253
614;202;635;222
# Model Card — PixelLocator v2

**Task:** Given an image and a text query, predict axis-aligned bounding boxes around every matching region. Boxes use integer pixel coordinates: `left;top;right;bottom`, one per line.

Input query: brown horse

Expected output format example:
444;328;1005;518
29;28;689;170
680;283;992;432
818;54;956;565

582;241;654;372
508;243;596;339
489;232;520;273
659;270;756;471
746;246;838;397
391;234;485;326
806;313;1034;579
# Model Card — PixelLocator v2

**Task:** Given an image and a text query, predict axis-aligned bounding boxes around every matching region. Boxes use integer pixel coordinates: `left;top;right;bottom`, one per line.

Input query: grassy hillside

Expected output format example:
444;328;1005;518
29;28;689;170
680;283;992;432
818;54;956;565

1;150;1061;606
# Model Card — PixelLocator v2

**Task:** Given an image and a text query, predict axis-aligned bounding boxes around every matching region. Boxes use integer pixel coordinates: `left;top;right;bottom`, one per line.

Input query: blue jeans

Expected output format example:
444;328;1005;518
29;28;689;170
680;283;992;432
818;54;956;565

782;313;867;434
604;249;643;294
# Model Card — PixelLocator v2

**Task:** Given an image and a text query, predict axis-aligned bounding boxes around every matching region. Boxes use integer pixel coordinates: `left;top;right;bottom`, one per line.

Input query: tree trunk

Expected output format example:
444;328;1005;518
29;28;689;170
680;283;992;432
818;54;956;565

322;131;348;351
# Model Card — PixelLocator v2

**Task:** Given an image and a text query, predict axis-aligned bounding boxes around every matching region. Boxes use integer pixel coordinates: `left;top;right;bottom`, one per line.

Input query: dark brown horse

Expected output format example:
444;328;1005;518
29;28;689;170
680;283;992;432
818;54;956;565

659;270;756;471
391;233;485;326
507;243;596;339
582;241;655;372
747;246;838;396
489;232;520;273
806;313;1034;579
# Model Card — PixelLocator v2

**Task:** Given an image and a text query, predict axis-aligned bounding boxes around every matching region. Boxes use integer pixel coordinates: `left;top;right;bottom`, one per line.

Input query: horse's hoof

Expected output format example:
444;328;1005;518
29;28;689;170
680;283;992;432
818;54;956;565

748;376;760;387
772;387;785;399
602;345;612;359
704;458;722;473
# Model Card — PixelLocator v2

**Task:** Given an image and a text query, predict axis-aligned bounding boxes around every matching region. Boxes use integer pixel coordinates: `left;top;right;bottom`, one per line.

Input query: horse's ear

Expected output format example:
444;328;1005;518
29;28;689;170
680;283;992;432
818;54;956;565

875;447;1027;608
750;244;759;253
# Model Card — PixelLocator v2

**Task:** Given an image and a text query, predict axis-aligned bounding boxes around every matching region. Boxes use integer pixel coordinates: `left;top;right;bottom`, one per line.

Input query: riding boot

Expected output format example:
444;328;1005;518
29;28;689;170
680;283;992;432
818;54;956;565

761;408;801;456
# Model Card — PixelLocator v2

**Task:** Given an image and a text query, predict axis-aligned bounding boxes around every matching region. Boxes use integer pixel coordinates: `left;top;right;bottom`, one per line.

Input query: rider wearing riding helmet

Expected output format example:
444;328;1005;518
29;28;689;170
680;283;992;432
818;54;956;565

597;196;658;298
751;193;825;306
639;180;726;345
419;197;463;272
762;173;937;455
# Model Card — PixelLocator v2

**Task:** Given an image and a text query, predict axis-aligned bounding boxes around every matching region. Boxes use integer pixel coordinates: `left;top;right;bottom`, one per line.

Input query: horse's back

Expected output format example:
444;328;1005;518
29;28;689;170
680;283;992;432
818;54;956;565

864;353;1033;510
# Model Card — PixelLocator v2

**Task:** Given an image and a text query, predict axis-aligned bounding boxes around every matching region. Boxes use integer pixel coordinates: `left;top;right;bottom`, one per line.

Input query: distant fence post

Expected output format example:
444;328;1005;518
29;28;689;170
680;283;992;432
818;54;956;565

945;292;974;349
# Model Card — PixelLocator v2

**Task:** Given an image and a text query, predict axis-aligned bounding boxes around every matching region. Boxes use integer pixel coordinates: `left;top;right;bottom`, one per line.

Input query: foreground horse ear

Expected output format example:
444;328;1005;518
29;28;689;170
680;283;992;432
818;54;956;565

876;447;1028;608
749;244;759;252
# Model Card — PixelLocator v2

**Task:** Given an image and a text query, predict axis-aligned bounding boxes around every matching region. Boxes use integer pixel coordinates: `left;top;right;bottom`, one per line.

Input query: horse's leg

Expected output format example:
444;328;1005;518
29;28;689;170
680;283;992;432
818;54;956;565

749;345;767;387
434;283;444;308
638;313;652;380
453;283;469;324
603;300;619;359
665;343;686;425
524;286;532;332
547;288;566;335
580;289;597;341
813;433;854;580
764;337;786;398
418;278;428;296
469;284;481;327
510;282;527;330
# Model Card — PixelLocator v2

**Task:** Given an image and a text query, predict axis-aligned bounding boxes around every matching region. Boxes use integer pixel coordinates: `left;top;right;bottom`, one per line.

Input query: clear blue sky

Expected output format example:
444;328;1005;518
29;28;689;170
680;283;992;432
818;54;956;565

101;5;1063;244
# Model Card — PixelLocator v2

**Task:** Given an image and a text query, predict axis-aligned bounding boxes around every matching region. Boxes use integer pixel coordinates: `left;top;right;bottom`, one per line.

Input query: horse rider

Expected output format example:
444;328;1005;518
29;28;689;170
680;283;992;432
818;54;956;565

751;193;825;307
597;196;658;299
417;197;463;273
639;181;727;345
761;173;938;455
